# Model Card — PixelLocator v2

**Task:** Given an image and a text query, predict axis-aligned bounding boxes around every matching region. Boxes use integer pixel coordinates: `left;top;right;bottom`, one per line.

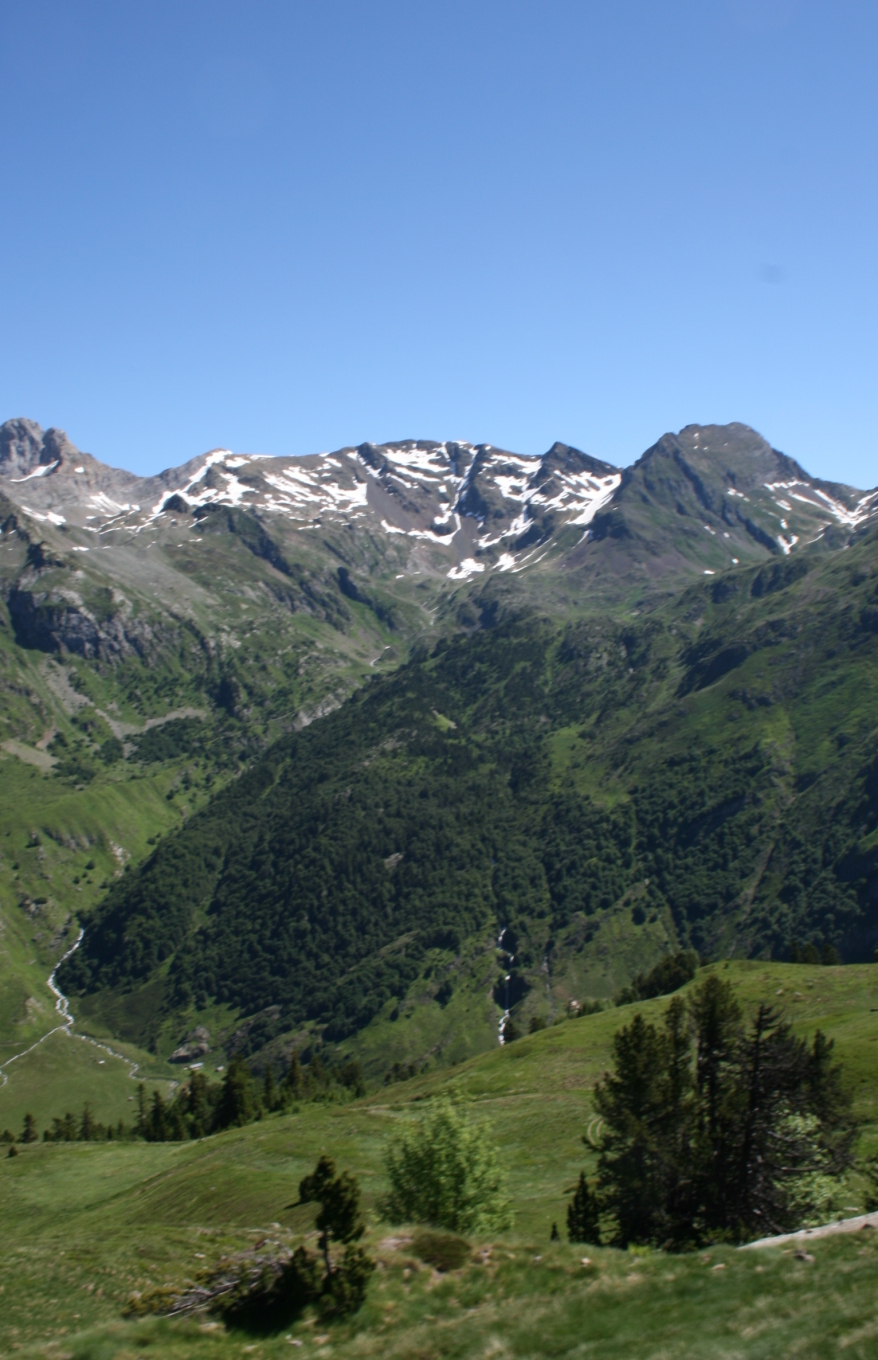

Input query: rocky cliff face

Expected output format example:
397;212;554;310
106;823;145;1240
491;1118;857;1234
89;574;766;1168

7;584;161;662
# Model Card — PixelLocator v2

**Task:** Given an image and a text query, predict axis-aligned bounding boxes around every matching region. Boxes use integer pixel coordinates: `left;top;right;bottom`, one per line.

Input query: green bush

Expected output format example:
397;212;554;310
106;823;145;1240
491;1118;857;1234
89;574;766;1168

381;1096;512;1235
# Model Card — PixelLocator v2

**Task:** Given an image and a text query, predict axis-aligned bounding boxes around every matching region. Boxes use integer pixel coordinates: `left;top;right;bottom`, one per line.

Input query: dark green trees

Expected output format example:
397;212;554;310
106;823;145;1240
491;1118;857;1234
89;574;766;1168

567;1172;600;1244
589;978;855;1247
220;1156;373;1327
216;1058;255;1129
292;1155;373;1317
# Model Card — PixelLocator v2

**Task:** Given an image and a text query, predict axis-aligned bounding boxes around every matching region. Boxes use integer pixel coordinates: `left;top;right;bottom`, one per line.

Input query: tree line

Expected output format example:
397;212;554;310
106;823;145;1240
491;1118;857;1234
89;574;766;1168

3;1051;365;1150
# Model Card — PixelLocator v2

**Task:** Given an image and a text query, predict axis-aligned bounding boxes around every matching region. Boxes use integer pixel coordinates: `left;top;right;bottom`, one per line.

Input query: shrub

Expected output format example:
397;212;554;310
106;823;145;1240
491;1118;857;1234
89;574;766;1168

412;1229;470;1272
381;1096;512;1235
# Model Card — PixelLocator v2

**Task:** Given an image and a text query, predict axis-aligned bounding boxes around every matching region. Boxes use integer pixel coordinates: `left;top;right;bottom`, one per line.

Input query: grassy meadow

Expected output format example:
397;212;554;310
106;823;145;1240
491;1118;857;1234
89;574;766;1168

2;960;878;1357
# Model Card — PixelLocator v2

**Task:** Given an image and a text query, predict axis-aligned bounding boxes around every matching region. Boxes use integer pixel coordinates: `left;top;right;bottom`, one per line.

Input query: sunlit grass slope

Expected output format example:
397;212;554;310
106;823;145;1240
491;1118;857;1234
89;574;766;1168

3;961;878;1357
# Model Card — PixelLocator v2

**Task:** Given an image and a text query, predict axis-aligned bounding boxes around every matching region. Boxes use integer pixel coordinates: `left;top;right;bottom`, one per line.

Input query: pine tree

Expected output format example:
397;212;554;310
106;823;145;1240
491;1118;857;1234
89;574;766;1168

286;1156;374;1319
283;1050;304;1102
135;1082;148;1137
263;1063;277;1112
300;1152;337;1205
594;978;857;1247
316;1167;365;1278
216;1058;254;1129
185;1070;212;1137
21;1113;38;1144
593;1012;667;1245
79;1104;96;1142
567;1172;601;1244
148;1089;169;1141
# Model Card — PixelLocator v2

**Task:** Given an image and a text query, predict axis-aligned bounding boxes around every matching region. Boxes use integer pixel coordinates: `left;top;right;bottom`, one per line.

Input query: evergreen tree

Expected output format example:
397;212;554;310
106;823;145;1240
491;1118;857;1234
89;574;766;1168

146;1089;170;1142
288;1156;374;1318
185;1070;212;1137
316;1166;365;1277
299;1152;337;1205
216;1058;255;1129
567;1172;601;1244
593;1012;668;1245
263;1064;277;1112
594;979;856;1248
135;1082;148;1136
168;1102;187;1141
48;1113;77;1143
21;1113;38;1144
689;976;742;1235
283;1050;304;1102
79;1104;96;1142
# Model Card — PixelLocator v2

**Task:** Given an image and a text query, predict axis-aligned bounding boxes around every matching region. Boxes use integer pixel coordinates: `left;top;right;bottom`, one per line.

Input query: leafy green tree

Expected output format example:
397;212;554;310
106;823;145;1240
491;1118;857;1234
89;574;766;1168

381;1096;512;1234
567;1172;600;1244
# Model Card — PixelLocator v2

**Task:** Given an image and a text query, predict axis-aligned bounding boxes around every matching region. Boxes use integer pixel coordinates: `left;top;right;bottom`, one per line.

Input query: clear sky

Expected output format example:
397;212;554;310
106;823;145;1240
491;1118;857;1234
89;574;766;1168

1;1;875;485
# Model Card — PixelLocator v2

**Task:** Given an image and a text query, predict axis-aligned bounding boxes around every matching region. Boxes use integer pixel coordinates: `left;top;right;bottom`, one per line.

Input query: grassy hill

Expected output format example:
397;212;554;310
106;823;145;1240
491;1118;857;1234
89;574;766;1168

2;960;878;1358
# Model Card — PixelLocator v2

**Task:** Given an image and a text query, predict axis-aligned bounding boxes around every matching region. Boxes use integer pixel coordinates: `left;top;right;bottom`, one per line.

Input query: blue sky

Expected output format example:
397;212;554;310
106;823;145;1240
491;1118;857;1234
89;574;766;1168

1;1;876;485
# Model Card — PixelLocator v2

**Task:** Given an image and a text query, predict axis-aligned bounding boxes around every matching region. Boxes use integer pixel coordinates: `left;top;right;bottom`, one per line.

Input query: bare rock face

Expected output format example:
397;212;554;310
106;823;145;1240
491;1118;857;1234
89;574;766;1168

0;419;80;479
7;586;160;661
169;1025;210;1063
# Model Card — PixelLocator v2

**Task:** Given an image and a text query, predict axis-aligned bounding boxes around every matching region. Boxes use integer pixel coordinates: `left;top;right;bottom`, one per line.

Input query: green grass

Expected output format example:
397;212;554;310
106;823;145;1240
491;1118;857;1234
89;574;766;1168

2;961;878;1357
0;1029;174;1137
9;1222;878;1359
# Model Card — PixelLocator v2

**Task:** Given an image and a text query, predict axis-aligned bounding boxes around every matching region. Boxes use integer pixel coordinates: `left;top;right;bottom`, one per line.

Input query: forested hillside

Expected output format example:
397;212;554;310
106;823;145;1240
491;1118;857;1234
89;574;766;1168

61;521;878;1066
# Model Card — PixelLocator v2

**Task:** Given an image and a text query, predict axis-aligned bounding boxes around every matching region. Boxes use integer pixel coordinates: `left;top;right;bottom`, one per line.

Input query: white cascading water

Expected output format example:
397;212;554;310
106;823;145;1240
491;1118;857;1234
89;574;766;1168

0;928;145;1090
497;926;515;1045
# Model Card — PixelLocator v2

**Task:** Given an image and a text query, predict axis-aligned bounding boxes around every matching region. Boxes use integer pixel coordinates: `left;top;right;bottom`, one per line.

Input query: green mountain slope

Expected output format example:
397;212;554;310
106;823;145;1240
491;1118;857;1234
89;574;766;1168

59;520;878;1069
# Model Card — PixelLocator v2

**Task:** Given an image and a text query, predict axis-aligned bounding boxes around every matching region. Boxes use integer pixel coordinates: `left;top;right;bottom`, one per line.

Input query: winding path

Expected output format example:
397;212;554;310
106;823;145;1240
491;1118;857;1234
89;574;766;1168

0;929;144;1093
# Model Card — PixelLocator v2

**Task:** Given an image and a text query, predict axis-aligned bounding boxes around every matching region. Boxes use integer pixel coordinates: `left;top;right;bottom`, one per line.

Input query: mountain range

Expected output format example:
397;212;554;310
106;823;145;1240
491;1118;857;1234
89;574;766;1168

2;415;877;1081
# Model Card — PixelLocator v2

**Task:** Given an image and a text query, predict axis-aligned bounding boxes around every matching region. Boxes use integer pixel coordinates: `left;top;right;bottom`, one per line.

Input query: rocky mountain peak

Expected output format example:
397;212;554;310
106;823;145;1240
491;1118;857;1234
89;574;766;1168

0;419;82;480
